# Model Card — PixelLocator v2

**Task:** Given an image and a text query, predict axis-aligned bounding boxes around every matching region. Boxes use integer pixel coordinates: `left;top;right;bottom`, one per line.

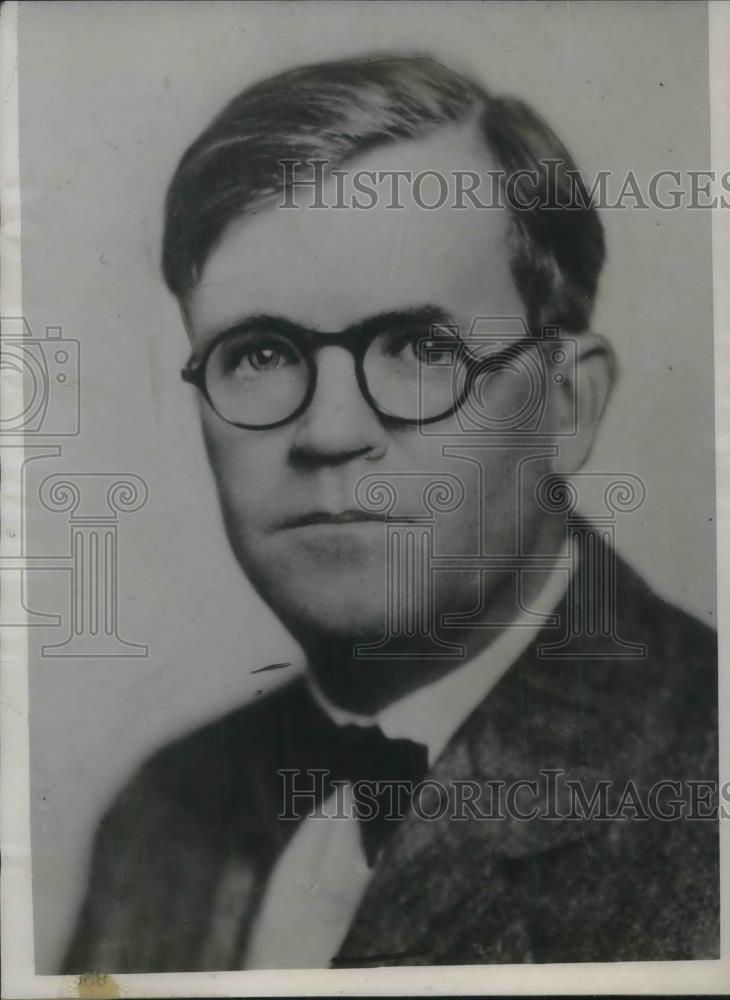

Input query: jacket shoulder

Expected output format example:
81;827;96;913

615;552;717;720
614;547;716;649
117;674;308;830
61;676;306;973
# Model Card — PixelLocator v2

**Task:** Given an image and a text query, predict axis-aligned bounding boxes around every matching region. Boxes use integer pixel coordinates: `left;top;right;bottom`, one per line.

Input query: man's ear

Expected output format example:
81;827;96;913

549;331;616;475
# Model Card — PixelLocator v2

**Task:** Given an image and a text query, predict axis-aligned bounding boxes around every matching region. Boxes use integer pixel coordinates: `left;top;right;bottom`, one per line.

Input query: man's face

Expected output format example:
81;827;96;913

185;122;558;643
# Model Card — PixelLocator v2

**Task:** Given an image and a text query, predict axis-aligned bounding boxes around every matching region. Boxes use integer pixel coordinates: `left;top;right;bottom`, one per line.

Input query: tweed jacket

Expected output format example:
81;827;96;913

62;545;719;972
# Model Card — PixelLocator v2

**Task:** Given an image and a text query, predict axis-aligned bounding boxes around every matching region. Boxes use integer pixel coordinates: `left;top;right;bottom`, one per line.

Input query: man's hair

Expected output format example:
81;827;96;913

162;54;605;333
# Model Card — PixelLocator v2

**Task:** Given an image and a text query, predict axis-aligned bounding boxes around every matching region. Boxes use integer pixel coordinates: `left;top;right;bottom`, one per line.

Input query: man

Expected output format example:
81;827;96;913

62;55;718;972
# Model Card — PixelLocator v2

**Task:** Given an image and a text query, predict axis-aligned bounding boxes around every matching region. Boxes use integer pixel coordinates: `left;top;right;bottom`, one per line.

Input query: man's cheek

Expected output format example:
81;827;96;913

202;421;280;513
200;412;238;484
475;454;528;553
217;467;275;546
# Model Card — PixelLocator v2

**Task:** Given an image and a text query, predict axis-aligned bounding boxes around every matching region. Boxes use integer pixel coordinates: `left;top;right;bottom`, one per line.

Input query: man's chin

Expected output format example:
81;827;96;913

278;598;389;647
243;561;389;644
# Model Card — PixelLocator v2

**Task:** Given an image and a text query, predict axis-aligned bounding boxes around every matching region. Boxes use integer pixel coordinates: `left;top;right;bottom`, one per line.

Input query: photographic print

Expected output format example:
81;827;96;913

1;1;728;996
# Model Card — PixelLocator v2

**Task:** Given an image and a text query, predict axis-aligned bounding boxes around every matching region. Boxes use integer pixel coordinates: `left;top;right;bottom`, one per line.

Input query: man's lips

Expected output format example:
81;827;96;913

278;509;387;529
276;509;427;529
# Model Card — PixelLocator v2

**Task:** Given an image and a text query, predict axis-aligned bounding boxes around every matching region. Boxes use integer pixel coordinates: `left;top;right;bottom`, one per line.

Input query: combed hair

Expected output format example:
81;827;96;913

162;55;605;332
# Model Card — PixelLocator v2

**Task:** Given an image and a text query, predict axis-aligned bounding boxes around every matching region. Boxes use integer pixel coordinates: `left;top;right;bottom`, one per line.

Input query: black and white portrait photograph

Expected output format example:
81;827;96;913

1;1;728;996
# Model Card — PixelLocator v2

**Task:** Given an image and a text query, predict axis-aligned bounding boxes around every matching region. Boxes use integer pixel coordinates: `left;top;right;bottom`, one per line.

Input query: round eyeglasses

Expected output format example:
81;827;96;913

181;314;533;430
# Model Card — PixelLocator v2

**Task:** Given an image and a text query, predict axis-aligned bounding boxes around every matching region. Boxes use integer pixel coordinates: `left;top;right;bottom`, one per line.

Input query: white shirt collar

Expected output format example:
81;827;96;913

307;541;572;766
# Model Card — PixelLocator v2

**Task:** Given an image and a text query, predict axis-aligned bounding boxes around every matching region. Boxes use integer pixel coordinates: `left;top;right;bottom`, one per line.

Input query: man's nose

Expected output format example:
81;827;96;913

289;347;389;466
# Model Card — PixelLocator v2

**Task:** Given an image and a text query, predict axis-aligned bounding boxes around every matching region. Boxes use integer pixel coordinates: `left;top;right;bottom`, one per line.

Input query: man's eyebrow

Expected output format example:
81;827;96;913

352;306;456;336
208;305;457;341
206;313;306;340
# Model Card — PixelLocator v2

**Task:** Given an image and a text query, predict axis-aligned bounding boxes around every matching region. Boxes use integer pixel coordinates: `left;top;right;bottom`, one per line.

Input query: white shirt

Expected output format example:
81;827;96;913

243;550;571;969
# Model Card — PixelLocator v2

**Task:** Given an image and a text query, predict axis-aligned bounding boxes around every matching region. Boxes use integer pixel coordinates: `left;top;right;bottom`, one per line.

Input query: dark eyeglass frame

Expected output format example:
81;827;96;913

181;314;535;431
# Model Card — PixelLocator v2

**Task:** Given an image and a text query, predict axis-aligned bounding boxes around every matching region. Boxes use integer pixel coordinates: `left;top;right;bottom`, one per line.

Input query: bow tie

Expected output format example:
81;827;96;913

328;721;429;865
297;696;429;866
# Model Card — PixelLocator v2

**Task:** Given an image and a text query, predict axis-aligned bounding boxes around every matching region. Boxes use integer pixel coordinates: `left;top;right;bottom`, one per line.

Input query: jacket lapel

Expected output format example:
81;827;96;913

335;552;662;966
333;644;602;965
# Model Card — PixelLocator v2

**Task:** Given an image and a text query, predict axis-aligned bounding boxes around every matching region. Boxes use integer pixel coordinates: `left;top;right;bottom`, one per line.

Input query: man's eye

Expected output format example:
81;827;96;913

402;335;456;366
226;340;299;375
384;330;458;365
415;338;455;365
247;347;284;371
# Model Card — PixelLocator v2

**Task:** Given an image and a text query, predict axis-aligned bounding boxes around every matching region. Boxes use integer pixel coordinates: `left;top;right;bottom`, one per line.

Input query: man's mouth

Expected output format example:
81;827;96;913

277;509;428;529
279;510;388;529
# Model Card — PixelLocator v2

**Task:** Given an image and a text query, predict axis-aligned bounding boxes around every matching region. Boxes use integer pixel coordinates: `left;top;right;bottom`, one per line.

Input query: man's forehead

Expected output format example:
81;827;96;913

186;121;517;341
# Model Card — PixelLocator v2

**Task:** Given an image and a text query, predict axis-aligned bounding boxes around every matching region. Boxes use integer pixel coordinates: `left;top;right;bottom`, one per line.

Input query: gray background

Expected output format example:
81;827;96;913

17;0;715;973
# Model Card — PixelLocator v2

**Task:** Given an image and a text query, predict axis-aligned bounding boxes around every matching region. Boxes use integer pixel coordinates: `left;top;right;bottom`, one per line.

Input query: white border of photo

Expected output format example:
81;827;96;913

1;1;728;995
